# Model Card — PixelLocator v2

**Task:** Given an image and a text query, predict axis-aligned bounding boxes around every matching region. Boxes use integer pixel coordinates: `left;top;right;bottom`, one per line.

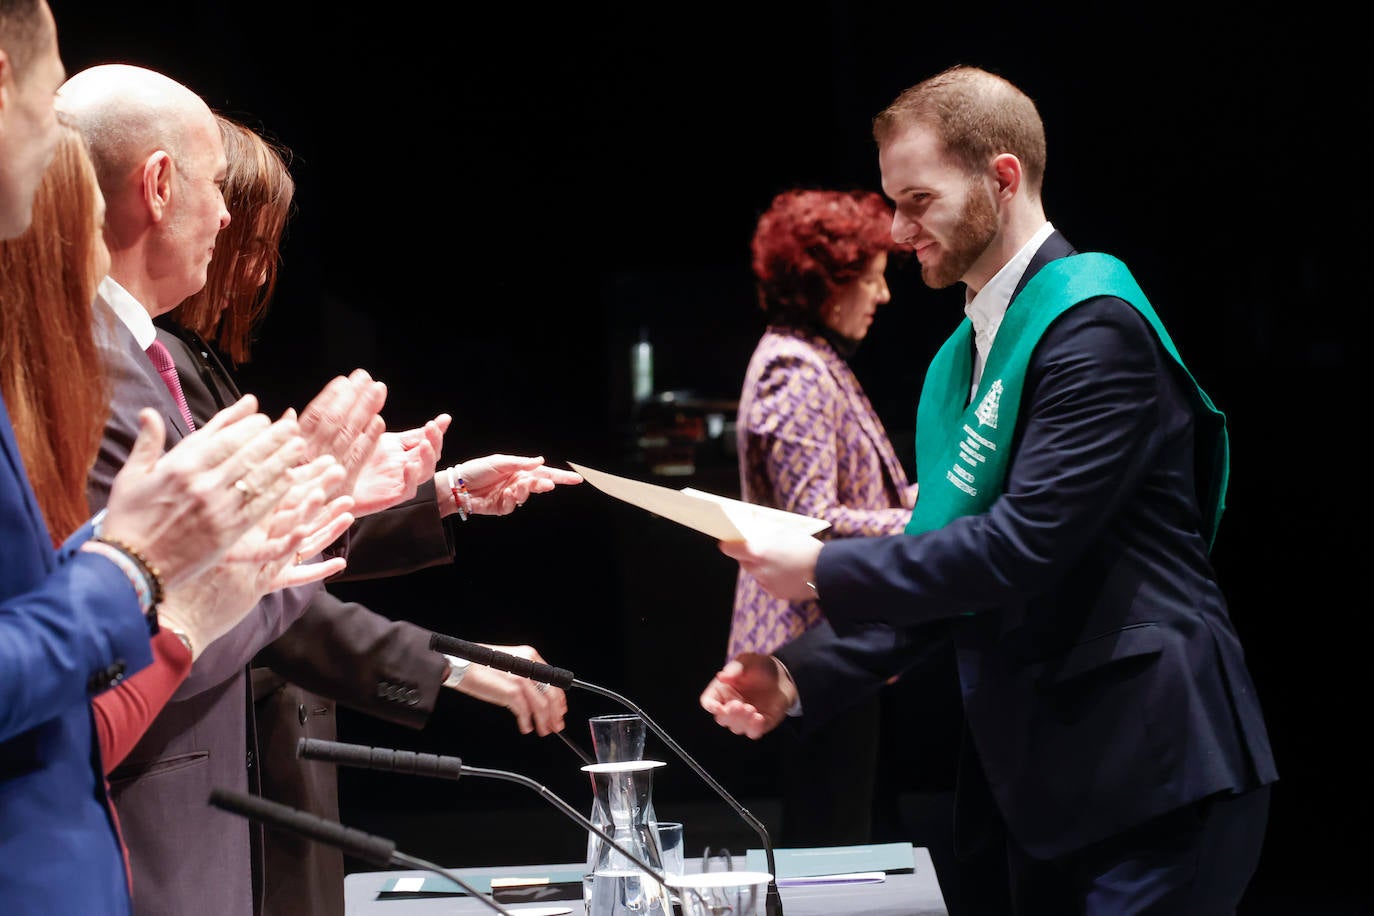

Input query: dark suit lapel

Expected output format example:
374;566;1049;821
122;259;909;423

1011;230;1077;301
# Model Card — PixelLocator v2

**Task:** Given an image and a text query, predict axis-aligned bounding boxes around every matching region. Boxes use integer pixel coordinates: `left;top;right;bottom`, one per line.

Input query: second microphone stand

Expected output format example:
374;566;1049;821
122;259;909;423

428;633;785;916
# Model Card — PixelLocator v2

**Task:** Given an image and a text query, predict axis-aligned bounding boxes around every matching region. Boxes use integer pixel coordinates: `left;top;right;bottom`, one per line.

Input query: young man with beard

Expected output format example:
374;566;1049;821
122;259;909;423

699;65;1276;914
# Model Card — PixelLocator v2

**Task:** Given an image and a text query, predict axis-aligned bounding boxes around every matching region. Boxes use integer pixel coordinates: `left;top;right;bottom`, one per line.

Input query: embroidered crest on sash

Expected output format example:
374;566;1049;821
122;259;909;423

975;379;1002;429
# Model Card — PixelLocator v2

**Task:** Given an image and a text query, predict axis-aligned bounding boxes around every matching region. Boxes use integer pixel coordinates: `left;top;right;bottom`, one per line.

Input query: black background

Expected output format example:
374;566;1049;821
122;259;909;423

56;2;1362;912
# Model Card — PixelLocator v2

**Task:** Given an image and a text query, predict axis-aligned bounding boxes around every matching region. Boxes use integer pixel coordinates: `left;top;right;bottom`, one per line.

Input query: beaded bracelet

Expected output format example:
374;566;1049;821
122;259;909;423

80;538;164;622
92;535;165;610
447;465;472;522
80;541;152;612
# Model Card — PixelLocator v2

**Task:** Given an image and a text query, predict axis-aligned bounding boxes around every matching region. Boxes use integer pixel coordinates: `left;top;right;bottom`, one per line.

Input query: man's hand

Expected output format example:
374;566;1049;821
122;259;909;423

718;532;823;603
296;369;388;504
101;398;309;589
158;456;357;658
223;453;350;567
350;414;451;516
224;453;355;574
699;653;796;740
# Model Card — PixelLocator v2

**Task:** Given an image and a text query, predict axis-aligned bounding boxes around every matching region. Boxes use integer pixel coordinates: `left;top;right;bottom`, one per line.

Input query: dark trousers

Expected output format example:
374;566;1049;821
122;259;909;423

776;690;883;848
1006;785;1272;916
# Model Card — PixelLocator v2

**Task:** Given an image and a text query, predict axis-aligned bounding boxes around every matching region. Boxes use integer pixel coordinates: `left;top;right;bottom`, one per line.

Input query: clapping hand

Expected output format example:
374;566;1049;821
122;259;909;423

102;398;309;589
159;454;355;658
296;368;387;505
349;413;450;516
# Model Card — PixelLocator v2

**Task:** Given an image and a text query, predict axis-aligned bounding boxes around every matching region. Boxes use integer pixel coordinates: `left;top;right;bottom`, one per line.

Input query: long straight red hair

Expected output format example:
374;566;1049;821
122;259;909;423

0;118;112;542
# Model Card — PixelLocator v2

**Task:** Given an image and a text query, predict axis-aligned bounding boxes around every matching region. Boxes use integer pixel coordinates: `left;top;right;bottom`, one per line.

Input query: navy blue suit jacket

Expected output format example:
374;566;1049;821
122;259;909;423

777;233;1277;859
0;392;154;913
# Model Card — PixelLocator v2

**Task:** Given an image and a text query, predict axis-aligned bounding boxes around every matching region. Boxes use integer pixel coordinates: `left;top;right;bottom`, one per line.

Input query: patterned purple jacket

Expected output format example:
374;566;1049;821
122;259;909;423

728;326;917;658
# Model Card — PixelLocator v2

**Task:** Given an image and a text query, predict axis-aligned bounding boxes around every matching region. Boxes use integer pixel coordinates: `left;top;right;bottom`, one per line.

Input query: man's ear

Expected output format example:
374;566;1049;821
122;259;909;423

991;152;1022;200
143;150;174;221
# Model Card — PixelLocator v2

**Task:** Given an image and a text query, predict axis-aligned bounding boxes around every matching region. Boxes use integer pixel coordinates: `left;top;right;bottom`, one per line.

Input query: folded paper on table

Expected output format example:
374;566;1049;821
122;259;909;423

568;462;830;542
745;841;916;879
377;868;585;898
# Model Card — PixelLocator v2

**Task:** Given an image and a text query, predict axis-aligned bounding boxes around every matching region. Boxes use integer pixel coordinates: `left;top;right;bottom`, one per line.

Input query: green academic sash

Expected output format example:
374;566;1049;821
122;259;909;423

905;252;1229;550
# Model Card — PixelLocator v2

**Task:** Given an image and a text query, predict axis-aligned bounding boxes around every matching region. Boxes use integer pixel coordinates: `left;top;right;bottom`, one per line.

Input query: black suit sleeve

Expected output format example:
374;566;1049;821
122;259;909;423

330;479;456;582
774;618;951;735
254;588;446;729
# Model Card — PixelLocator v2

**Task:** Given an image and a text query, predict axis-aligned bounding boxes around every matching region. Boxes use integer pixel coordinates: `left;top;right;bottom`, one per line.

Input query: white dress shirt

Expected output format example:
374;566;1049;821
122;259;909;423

964;221;1055;398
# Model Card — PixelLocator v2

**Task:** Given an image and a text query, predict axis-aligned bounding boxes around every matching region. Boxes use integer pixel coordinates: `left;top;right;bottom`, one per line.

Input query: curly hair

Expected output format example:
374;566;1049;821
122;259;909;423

750;189;908;326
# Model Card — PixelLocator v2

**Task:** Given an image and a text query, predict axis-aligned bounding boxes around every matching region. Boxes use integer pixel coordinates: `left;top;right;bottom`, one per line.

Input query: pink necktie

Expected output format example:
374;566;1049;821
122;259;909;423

146;339;197;432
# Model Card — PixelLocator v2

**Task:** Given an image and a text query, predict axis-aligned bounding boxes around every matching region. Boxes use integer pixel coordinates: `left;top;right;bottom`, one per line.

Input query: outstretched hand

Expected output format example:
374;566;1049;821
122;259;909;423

699;653;796;740
441;455;582;517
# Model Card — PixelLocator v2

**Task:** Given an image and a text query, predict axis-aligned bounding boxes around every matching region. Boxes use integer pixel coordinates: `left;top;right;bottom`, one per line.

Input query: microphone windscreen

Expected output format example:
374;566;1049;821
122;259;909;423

298;738;465;781
429;633;575;689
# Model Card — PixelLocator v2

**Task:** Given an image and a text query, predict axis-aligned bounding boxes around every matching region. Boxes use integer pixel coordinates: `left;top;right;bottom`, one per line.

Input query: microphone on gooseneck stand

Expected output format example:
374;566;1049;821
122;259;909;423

427;632;786;916
295;737;707;913
207;787;512;915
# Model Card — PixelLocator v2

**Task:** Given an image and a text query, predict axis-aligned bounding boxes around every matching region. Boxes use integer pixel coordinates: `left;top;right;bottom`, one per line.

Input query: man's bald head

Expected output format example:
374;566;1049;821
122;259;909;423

57;63;229;316
56;63;215;199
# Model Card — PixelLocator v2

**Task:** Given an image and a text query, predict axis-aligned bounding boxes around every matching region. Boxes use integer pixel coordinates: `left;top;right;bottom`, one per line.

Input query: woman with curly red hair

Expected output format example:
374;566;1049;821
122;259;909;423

727;188;919;846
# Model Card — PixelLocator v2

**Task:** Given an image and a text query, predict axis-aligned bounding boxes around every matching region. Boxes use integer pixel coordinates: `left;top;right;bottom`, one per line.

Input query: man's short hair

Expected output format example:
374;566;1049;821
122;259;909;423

0;0;46;77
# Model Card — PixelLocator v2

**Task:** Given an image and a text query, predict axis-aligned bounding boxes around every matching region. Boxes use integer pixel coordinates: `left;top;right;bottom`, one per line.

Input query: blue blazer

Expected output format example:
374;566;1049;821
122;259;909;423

0;393;154;914
778;233;1277;860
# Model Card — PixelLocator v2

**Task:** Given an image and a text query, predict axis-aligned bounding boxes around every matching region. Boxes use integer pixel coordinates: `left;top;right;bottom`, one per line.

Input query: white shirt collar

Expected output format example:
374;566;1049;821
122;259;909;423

964;221;1055;394
97;276;157;350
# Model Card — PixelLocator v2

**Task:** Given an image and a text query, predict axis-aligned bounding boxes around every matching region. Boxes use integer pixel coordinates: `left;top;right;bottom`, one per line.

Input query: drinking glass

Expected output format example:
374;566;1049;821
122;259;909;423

589;713;647;763
654;821;684;879
665;870;773;916
701;846;734;874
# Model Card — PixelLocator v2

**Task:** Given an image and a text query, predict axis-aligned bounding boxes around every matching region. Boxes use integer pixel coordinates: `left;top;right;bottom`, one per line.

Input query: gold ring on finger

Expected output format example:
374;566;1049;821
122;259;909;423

234;478;259;503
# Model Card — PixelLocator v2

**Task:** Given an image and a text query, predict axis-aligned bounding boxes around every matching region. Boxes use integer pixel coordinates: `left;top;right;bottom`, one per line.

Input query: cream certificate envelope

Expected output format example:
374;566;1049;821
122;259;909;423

568;462;830;543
